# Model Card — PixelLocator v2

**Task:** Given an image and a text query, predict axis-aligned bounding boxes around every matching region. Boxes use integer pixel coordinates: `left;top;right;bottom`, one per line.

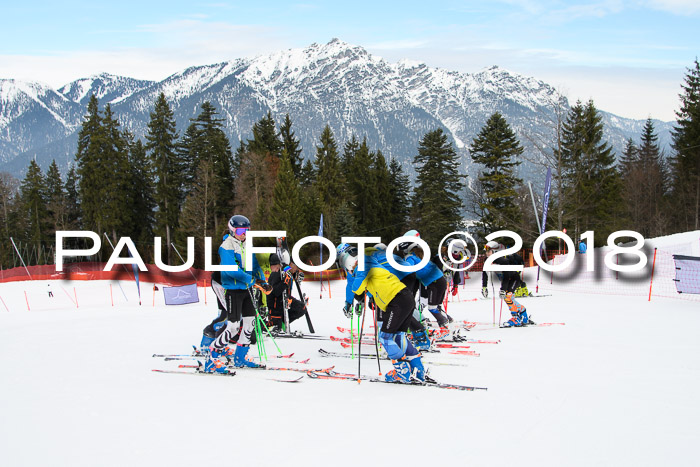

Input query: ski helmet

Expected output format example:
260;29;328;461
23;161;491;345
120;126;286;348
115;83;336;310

484;240;503;252
337;243;358;272
374;243;387;250
228;215;251;235
444;240;467;261
400;229;421;253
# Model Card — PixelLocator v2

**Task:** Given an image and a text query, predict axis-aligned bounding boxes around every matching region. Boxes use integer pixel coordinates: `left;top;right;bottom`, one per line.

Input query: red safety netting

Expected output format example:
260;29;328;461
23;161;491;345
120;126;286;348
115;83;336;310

0;262;212;287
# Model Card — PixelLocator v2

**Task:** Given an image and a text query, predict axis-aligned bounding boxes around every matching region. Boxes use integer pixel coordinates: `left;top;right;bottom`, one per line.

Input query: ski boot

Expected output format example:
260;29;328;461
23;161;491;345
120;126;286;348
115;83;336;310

411;330;431;351
502;313;522;327
210;345;235;361
384;359;411;383
519;309;529;326
203;356;229;373
429;325;451;341
514;286;531;297
233;344;263;368
404;354;426;382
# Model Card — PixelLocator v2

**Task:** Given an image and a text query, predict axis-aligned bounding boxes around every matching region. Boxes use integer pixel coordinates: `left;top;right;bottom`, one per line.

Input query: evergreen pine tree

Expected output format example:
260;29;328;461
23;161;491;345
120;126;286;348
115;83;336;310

670;59;700;231
334;201;358;239
347;138;374;231
387;158;411;239
637;119;668;236
279;114;304;178
146;92;181;263
127;136;156;252
619;139;642;230
75;95;105;233
64;165;80;229
190;102;235;235
178;123;201;195
313;125;343;240
19;160;48;263
560;100;622;242
412;128;465;248
100;104;133;242
269;152;305;244
247;111;283;159
368;150;392;237
469;112;524;238
300;160;316;187
179;158;217;268
0;173;19;266
45;160;67;234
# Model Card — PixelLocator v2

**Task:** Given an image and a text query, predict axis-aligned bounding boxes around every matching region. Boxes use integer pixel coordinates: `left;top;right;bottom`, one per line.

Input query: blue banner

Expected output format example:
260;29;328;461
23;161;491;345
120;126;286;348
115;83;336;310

541;168;552;234
318;213;324;265
163;283;200;306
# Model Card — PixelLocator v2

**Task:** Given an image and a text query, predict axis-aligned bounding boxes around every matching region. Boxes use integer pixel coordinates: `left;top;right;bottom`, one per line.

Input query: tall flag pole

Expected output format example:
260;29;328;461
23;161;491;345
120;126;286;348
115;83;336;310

535;168;552;293
318;214;324;299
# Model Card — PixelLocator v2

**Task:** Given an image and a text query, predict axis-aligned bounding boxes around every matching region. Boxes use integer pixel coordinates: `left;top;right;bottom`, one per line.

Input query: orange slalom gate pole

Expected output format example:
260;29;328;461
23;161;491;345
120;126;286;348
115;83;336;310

204;281;207;305
153;285;156;307
74;287;79;308
648;248;658;302
110;284;114;306
24;291;30;311
0;295;9;312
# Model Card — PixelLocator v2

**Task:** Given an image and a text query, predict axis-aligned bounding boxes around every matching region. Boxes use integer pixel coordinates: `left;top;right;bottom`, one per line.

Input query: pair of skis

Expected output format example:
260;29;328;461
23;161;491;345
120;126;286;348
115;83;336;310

306;369;487;392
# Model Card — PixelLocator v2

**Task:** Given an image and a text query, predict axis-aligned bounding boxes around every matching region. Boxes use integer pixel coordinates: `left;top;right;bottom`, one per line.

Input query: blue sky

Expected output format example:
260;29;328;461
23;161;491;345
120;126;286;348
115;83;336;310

1;0;698;121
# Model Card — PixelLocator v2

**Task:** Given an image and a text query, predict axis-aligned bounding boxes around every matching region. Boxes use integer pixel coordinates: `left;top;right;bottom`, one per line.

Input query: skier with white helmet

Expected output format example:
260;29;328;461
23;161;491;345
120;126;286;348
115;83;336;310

398;230;452;337
370;243;432;351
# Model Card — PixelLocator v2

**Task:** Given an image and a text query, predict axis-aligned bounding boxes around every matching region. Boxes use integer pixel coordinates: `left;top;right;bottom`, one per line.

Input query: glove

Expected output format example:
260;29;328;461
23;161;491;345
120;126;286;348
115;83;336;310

282;267;293;285
481;287;488;298
254;279;273;295
296;271;304;282
343;302;353;319
499;289;506;299
451;285;458;296
354;301;364;316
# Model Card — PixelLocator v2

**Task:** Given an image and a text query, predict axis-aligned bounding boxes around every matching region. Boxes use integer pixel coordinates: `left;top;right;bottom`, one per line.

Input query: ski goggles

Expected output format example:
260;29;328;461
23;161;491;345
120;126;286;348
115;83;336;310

233;227;250;235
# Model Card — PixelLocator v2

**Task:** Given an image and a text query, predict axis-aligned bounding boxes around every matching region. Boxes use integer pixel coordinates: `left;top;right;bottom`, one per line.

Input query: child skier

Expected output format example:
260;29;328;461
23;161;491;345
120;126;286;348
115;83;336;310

266;253;307;332
502;292;529;327
201;215;272;373
337;244;427;383
481;241;530;298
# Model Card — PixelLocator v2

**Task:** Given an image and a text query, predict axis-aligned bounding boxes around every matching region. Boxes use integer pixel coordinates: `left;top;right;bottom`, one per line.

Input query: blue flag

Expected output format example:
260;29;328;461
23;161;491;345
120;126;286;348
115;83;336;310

541;168;552;235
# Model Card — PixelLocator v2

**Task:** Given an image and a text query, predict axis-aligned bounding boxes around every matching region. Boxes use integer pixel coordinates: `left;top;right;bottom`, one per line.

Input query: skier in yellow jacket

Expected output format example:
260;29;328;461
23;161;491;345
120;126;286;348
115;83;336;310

337;244;426;383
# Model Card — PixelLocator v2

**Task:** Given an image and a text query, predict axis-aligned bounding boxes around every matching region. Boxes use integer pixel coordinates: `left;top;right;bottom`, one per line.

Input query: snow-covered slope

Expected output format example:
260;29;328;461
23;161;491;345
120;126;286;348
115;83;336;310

1;274;698;466
0;79;83;162
58;72;155;106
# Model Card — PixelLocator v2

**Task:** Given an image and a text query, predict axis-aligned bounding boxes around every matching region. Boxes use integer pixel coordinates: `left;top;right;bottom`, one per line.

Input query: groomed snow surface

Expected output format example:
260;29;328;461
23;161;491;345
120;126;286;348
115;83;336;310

1;270;699;466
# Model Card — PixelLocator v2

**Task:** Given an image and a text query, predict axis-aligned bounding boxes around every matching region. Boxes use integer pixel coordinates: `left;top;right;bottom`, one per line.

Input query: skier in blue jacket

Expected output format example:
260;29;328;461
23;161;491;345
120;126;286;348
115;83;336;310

399;230;452;336
201;215;272;373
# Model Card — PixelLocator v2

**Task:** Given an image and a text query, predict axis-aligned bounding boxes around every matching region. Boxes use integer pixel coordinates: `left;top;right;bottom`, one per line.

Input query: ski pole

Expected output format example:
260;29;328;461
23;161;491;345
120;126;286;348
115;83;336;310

373;300;381;376
350;310;355;359
490;272;496;327
357;295;367;383
255;313;267;361
498;298;503;326
247;287;283;355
